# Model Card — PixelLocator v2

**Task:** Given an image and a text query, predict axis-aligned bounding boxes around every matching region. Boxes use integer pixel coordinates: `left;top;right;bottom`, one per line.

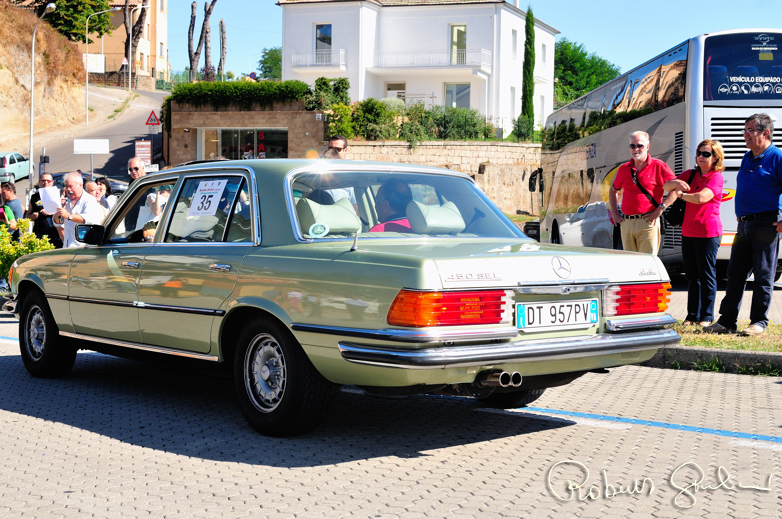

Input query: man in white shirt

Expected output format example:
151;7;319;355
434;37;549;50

54;172;103;248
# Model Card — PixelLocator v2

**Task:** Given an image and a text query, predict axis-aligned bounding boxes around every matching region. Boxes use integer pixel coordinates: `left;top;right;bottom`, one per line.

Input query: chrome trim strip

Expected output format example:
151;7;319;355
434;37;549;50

605;315;678;331
514;281;610;294
45;293;68;301
60;331;219;362
291;323;519;343
338;328;680;369
65;296;225;316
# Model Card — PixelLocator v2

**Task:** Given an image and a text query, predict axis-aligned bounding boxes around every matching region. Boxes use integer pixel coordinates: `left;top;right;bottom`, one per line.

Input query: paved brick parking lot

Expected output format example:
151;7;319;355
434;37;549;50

0;308;781;518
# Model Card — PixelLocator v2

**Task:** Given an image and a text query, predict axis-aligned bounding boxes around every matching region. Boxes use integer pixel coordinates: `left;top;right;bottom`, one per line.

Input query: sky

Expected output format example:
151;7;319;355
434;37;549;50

168;0;780;77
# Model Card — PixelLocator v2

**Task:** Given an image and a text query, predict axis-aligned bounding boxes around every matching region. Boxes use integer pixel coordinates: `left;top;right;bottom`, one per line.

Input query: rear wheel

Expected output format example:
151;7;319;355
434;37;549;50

233;318;335;437
19;292;76;377
478;389;546;409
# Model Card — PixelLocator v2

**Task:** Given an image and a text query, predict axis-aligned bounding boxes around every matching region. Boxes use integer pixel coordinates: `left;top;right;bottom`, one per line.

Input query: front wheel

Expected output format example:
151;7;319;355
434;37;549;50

478;388;546;409
19;292;76;377
233;318;335;437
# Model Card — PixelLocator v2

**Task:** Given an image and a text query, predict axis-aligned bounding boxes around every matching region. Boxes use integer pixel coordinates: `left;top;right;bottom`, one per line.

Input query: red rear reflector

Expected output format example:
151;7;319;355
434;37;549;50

387;289;512;327
603;283;671;317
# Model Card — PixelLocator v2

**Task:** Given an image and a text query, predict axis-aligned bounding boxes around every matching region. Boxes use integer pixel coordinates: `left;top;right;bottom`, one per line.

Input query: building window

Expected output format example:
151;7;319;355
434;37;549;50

510;86;516;118
315;24;332;64
140;52;145;70
160;42;164;56
450;25;466;65
541;43;547;64
204;129;289;161
160;0;165;12
386;82;406;101
445;83;470;109
512;29;518;59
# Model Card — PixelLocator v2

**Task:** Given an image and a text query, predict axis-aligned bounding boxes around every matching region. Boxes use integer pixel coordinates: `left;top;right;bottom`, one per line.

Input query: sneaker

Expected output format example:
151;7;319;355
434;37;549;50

702;322;736;334
741;323;766;336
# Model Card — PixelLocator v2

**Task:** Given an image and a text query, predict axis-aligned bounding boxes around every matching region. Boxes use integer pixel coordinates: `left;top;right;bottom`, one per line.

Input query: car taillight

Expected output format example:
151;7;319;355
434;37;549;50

1;157;6;168
387;289;513;327
603;283;671;317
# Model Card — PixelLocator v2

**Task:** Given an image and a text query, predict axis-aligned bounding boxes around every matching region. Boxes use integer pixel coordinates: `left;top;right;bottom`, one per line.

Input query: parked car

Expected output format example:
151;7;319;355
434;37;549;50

4;159;679;437
43;171;128;197
0;152;34;182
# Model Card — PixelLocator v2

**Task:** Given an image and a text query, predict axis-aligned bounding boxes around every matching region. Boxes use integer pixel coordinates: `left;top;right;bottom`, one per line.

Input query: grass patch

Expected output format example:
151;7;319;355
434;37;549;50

673;320;782;353
691;356;726;373
504;213;538;224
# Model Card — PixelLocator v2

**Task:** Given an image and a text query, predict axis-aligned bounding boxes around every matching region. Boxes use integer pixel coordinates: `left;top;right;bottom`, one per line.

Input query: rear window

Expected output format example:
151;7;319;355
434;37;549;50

290;170;524;240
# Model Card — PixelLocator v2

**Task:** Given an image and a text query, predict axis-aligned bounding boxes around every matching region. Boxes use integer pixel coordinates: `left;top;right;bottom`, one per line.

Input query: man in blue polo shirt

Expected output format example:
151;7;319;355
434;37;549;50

705;113;782;336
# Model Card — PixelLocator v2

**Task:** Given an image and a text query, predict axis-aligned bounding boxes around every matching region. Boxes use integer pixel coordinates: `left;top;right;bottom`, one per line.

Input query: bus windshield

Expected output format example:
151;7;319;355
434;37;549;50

704;32;782;100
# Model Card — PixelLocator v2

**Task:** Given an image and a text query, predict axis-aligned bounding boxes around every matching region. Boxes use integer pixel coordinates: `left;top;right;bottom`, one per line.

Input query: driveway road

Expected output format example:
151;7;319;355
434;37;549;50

0;312;780;517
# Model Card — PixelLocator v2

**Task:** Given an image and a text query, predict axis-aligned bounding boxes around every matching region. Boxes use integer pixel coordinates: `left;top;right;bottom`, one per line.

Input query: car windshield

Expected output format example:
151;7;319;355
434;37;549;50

290;170;525;240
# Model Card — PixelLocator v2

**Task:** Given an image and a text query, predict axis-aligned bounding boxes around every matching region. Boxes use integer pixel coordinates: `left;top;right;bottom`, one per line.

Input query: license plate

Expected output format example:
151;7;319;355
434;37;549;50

516;299;599;331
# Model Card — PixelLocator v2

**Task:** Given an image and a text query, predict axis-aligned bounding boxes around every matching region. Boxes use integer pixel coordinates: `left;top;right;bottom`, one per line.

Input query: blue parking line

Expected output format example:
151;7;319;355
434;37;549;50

0;335;17;342
526;407;782;444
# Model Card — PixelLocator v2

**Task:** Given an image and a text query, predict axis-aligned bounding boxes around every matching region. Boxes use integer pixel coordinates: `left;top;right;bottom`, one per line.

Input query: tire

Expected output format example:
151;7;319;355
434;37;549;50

233;318;335;437
19;292;76;378
478;388;546;409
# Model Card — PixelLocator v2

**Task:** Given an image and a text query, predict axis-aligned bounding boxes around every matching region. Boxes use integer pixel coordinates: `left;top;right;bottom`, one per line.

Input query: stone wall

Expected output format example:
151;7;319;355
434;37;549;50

475;163;541;215
89;72;156;92
346;140;541;176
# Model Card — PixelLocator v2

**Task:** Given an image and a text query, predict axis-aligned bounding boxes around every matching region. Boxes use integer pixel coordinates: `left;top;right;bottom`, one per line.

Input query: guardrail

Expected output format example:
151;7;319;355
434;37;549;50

292;49;346;67
374;49;492;71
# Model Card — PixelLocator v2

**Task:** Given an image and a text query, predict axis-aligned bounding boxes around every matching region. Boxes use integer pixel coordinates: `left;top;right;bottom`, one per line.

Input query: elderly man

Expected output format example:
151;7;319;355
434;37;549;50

370;179;413;232
609;131;677;254
54;172;103;248
26;172;62;247
128;157;146;183
705;113;782;336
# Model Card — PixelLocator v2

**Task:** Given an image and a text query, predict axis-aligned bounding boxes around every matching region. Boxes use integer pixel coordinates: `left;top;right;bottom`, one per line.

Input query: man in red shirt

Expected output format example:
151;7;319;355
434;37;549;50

609;131;677;254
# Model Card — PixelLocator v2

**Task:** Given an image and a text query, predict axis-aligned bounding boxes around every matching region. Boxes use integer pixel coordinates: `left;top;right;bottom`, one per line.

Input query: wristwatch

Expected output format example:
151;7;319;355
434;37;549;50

67;214;72;221
659;202;667;209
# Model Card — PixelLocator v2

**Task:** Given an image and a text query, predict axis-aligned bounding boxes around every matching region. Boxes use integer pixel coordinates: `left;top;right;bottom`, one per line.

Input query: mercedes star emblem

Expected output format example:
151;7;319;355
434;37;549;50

551;256;572;279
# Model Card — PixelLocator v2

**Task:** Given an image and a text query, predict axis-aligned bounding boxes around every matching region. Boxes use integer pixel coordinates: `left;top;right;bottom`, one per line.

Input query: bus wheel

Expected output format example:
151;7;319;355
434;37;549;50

550;222;561;244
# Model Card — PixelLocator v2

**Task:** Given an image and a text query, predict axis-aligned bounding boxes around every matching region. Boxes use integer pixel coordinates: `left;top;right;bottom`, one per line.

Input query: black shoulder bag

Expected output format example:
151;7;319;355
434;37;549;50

630;169;661;212
663;169;697;227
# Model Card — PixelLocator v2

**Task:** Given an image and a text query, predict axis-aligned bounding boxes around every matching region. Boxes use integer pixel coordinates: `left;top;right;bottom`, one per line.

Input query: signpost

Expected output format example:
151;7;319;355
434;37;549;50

74;138;110;177
135;140;152;167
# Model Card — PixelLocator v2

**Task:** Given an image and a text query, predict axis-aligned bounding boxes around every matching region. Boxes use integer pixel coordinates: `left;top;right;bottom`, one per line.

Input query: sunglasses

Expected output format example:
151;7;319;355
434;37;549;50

129;167;140;172
629;144;647;149
328;146;346;152
39;179;53;184
696;150;714;158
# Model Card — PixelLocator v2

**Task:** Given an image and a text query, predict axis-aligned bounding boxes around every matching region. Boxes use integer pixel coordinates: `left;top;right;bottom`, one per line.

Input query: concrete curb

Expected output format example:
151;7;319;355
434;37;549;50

641;345;782;374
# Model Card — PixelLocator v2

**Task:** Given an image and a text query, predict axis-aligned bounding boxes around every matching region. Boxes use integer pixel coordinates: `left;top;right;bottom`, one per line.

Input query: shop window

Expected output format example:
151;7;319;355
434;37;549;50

214;129;289;160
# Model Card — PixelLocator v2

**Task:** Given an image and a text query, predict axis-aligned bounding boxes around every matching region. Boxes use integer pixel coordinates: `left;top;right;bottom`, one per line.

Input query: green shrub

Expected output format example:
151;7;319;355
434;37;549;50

512;115;534;142
380;97;405;114
430;106;487;140
326;103;355;139
0;219;55;282
353;98;396;140
304;77;351;111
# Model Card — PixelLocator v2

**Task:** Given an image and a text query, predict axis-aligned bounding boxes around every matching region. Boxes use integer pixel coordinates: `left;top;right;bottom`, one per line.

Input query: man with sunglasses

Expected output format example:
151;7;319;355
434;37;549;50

327;135;348;159
705;113;782;337
609;131;677;254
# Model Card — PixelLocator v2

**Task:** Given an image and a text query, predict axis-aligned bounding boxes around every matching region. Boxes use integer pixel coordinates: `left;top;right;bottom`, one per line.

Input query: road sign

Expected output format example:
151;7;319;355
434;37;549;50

146;111;160;125
74;139;110;155
135;140;152;166
122;57;128;65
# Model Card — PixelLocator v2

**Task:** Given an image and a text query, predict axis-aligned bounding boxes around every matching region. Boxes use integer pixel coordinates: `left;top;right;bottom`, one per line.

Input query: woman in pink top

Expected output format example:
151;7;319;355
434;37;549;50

664;139;725;327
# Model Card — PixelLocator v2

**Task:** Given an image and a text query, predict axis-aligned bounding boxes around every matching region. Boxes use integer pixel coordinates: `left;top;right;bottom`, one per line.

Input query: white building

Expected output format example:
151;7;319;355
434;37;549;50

279;0;558;135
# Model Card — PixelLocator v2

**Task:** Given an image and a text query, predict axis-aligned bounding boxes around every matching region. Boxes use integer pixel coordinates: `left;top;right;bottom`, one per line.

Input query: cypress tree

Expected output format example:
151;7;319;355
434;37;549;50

521;5;536;122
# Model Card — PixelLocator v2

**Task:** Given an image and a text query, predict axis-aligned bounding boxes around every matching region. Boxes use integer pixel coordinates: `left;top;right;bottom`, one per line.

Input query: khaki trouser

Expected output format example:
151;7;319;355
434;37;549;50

620;216;661;255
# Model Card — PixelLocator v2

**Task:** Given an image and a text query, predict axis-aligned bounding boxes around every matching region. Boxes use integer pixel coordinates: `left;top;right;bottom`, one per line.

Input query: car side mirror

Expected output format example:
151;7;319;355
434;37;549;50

76;224;105;245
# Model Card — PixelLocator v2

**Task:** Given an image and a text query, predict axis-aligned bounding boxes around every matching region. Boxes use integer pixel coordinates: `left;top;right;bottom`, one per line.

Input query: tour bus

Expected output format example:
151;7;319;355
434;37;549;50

535;29;782;278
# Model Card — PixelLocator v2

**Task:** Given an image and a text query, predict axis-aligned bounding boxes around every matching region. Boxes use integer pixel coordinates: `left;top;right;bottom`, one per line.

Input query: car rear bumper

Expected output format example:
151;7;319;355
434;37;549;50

338;328;680;369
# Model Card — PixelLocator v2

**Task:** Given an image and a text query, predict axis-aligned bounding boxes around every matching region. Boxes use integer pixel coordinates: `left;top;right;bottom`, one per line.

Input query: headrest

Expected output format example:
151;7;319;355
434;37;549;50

296;196;361;236
406;200;465;234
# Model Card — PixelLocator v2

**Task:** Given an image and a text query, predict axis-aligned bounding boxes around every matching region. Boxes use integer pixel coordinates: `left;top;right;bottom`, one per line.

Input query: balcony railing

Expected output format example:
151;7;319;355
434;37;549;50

292;49;346;67
374;49;492;71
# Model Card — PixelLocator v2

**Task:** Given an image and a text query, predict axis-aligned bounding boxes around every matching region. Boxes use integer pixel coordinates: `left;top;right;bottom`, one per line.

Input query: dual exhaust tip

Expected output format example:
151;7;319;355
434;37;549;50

476;370;522;388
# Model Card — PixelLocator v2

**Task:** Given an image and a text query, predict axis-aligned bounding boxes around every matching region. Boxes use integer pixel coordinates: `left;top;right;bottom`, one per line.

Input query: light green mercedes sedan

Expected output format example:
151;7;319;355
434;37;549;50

4;160;679;436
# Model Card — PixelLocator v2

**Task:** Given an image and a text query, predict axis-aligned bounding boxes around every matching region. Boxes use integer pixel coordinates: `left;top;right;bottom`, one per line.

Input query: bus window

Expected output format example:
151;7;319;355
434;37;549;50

657;44;688;107
704;32;782;101
628;59;662;111
609;78;633;112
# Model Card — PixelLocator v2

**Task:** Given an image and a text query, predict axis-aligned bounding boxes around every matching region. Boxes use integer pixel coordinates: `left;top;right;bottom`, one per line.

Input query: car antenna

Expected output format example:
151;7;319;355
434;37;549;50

350;231;359;252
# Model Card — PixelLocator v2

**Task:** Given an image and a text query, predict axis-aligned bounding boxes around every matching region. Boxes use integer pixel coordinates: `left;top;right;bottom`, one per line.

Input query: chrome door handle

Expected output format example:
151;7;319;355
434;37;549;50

209;264;231;272
121;261;141;269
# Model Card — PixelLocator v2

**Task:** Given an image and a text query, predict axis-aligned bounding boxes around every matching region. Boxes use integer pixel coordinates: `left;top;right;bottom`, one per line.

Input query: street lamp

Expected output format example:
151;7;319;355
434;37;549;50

29;3;56;185
86;7;121;125
128;4;150;93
